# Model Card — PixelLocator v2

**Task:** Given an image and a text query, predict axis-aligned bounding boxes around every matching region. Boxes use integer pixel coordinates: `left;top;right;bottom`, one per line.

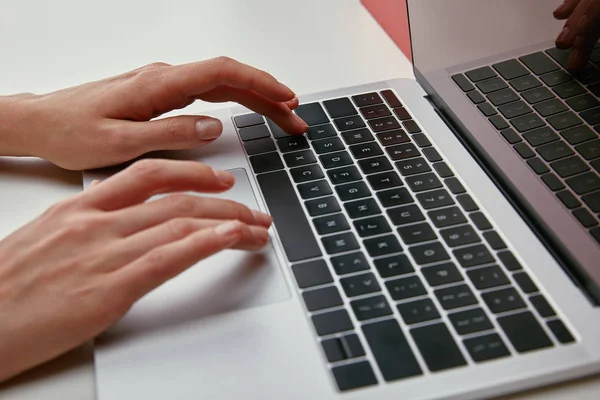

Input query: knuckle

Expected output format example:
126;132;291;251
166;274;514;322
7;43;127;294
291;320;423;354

164;118;191;145
130;158;163;179
164;194;199;216
165;217;199;239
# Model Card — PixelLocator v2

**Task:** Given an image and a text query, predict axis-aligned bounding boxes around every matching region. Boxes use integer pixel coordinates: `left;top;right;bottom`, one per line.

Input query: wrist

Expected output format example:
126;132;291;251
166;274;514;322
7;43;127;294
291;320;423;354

0;94;40;157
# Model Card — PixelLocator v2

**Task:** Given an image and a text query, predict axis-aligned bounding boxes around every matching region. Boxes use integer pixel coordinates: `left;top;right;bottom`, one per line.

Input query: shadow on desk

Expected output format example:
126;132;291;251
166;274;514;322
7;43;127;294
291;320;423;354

0;157;82;187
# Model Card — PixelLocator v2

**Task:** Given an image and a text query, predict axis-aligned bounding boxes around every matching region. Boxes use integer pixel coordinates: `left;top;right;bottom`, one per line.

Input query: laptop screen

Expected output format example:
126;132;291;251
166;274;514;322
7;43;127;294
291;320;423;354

407;0;564;84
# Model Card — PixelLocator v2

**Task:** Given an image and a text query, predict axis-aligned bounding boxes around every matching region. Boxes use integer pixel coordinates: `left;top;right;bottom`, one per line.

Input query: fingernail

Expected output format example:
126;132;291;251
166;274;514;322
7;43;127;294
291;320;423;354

251;227;269;245
213;169;235;187
252;209;272;226
90;179;100;187
215;220;242;237
196;119;222;141
557;26;569;42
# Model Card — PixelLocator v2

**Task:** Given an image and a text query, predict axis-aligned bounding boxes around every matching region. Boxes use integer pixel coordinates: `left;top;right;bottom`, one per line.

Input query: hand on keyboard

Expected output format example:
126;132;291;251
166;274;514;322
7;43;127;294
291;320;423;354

0;57;307;170
554;0;600;71
0;159;272;383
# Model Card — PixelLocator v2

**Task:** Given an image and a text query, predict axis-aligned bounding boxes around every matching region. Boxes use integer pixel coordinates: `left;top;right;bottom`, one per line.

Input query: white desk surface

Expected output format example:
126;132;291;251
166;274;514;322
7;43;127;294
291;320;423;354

0;0;598;398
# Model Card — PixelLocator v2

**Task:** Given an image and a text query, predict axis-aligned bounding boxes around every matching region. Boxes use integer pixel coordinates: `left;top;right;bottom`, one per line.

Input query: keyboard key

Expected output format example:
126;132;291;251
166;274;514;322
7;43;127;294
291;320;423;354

500;128;522;144
323;97;358;118
319;150;353;170
466;66;497;82
421;262;463;286
589;82;600;96
572;207;598;227
429;206;467;228
546;47;572;68
575;139;600;160
433;162;453;177
482;231;507;249
364;234;403;257
362;319;422;381
445;177;466;194
554;81;586;99
336;181;371;201
551;155;589;177
477;77;508;94
406;173;442;192
547;319;575;344
250;152;284;173
468;265;510;290
514;142;535;158
452;74;475;91
341;128;374;145
358;156;392;175
464;334;510;363
387;204;425;226
449;308;493;335
341;273;380;297
397;299;440;325
513;271;539;294
483;287;526;313
376;129;410;146
527;157;550;174
470;212;492;230
540;70;572;87
377;187;413;207
582;191;600;212
454;244;495;268
567;93;600;111
435;284;477;310
402;120;421;133
557;189;581;209
322;232;360;254
409;242;450;265
574;65;600;84
353;215;391;237
312;309;353;336
468;91;486;104
498;100;532;118
284;149;317;167
521;87;555;104
374;254;414;278
381;89;403;107
239;124;271;141
581;107;600;126
457;194;479;211
387;143;420;160
530;294;556;317
417;188;455;209
510;114;545;132
422;147;442;162
497;311;553;353
267;118;290;139
560;125;596;145
296;102;329;126
386;275;427;300
345;198;381;219
411;323;467;371
367;171;406;192
398;222;437;245
497;251;523;271
412;133;432;147
290;164;324;183
394;107;412;120
328;166;361;184
298;180;332;199
351;295;392;321
307;124;337;140
244;137;276;155
533;99;567;117
396;157;431;176
566;171;600;194
352;92;383;107
332;362;378;392
592;159;600;172
440;225;480;247
277;135;309;153
541;173;565;191
493;59;530;80
509;75;541;92
487;88;520;106
312;137;345;154
303;286;343;311
360;103;391;119
520;52;559;75
350;142;384;159
547;111;583;131
478;102;497;117
538;141;574;161
234;113;264;128
331;251;370;275
334;115;366;132
322;334;365;363
368;116;400;133
313;213;350;235
292;259;333;288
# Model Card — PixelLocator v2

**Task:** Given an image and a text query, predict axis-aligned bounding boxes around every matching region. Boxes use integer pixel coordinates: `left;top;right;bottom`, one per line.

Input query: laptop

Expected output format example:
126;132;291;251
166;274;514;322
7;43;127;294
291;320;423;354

84;0;600;398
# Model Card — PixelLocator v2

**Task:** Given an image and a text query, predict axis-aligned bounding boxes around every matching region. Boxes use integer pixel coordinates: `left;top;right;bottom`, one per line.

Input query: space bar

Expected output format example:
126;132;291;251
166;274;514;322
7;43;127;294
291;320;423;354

257;170;322;261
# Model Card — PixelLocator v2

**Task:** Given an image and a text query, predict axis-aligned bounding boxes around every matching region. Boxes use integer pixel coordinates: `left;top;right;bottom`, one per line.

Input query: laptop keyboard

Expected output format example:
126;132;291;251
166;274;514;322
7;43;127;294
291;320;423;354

452;47;600;244
232;90;574;392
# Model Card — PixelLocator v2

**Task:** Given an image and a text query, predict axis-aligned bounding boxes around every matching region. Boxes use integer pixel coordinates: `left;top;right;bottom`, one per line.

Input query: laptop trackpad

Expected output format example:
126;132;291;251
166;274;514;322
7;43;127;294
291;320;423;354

102;168;290;339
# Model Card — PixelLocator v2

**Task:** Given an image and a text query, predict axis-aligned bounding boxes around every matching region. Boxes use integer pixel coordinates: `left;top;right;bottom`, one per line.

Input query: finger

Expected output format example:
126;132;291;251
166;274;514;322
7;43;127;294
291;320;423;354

111;115;224;157
105;218;269;272
199;86;307;134
111;193;271;236
82;159;235;211
554;0;582;19
285;96;300;110
112;220;254;300
556;0;593;49
568;34;598;70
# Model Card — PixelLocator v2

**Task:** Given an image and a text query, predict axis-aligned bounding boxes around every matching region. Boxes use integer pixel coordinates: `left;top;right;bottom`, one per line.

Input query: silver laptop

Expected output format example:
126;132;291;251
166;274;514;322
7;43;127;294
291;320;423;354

84;0;600;399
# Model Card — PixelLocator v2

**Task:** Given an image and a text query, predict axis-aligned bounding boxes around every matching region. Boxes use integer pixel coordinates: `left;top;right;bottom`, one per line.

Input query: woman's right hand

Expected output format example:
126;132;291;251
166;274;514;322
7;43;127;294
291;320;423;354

0;158;271;383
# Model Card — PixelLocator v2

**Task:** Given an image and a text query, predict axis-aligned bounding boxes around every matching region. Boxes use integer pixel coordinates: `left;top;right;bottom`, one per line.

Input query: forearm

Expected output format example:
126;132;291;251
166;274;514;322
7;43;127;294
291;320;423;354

0;94;37;157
